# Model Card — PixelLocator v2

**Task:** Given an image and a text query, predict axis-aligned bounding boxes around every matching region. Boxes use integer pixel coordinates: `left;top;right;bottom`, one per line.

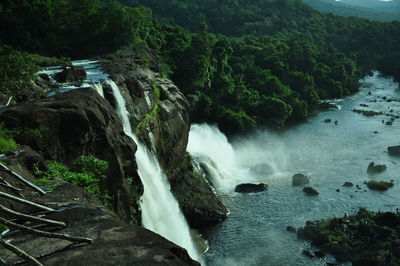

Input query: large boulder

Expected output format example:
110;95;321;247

55;67;87;82
303;186;319;196
367;162;387;174
235;183;268;193
292;173;310;186
0;154;199;266
0;89;141;222
388;145;400;156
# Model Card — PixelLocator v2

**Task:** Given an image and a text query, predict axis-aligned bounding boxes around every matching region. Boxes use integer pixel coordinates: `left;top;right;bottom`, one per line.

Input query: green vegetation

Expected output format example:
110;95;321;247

367;180;394;191
1;0;399;134
34;156;110;203
298;208;400;264
0;47;41;101
0;123;17;152
0;223;8;232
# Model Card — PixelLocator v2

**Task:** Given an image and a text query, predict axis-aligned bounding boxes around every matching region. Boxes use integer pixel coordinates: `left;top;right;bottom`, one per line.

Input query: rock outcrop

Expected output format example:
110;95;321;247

55;67;87;83
0;89;141;222
388;145;400;156
367;162;387;174
235;183;268;193
102;56;228;229
292;173;309;186
0;151;199;265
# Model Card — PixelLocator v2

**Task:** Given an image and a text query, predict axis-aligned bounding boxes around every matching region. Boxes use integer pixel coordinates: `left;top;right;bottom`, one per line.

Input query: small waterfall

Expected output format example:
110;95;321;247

105;80;202;263
187;124;240;192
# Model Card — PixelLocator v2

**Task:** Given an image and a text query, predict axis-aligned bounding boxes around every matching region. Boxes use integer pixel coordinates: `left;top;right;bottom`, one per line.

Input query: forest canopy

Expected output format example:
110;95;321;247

0;0;399;134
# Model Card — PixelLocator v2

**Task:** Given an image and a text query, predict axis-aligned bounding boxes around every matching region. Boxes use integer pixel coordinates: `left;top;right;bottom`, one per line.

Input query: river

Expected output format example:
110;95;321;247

188;72;400;265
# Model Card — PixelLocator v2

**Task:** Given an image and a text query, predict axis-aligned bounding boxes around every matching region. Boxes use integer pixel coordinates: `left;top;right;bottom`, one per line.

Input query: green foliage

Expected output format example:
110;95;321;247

0;223;8;232
367;180;394;191
0;50;40;100
0;123;17;152
34;156;110;203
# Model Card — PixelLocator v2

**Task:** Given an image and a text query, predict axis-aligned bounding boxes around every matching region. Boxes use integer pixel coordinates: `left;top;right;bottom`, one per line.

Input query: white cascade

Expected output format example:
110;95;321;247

104;80;202;263
187;124;245;193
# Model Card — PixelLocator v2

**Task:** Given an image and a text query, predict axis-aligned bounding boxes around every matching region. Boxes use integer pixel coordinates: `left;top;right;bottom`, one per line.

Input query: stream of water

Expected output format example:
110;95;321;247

188;72;400;265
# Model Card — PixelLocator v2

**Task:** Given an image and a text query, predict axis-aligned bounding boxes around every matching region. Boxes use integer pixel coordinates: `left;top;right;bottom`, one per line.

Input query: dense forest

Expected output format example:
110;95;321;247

304;0;400;22
0;0;399;134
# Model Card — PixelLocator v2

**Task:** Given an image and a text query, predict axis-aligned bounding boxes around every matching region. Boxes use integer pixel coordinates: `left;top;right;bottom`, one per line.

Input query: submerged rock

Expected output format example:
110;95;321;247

55;66;87;82
235;183;268;193
250;163;274;176
388;145;400;156
303;186;319;196
343;182;354;187
292;173;310;186
367;162;387;174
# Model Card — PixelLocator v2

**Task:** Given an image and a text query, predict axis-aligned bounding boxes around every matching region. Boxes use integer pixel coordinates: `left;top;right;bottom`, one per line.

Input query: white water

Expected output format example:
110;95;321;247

105;79;202;263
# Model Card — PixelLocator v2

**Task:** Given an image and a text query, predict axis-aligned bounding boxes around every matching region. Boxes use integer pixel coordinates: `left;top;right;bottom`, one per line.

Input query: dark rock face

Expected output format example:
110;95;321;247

250;163;274;176
292;173;309;186
55;67;87;82
103;58;228;229
388;145;400;156
235;183;268;193
343;182;354;187
0;89;141;222
367;162;387;174
0;154;199;266
303;186;319;196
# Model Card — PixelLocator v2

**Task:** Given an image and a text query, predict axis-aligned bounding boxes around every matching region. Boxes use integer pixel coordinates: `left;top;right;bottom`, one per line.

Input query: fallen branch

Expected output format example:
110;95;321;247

5;96;13;107
0;237;43;266
0;217;92;244
0;175;24;198
0;163;46;195
0;204;66;228
0;192;55;212
0;181;23;192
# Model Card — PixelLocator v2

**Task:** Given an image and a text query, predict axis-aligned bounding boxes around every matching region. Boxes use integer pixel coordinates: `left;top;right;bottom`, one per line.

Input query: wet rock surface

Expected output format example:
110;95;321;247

0;152;198;266
0;89;140;222
292;173;309;186
235;183;268;193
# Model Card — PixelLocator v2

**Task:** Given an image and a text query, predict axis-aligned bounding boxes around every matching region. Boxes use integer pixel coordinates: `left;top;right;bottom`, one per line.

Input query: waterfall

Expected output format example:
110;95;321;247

104;80;202;263
187;124;284;193
187;124;240;192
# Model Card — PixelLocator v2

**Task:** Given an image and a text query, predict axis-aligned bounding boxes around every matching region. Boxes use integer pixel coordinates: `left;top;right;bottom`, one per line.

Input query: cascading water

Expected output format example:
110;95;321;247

105;80;202;263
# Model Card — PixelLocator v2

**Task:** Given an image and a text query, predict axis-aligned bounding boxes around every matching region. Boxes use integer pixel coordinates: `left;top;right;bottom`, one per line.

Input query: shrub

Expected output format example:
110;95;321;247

34;156;109;204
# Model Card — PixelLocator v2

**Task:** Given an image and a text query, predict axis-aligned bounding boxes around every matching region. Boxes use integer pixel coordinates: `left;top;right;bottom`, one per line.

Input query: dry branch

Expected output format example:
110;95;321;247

0;237;43;266
0;192;55;212
0;204;66;228
0;163;46;195
0;217;92;244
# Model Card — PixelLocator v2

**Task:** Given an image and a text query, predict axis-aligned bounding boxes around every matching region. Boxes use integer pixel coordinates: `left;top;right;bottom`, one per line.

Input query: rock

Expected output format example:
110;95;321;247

375;212;399;227
302;250;315;258
292;173;309;186
343;182;354;187
386;121;393;126
324;118;332;123
336;189;340;192
55;67;87;82
250;163;274;176
0;89;140;222
303;186;319;196
318;102;338;110
388;145;400;156
286;226;297;232
102;58;228;228
367;162;387;174
235;183;268;193
39;73;51;81
366;180;394;191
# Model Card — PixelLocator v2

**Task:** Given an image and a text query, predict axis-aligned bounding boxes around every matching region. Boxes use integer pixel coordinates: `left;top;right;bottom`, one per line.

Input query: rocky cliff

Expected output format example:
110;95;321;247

102;56;228;228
